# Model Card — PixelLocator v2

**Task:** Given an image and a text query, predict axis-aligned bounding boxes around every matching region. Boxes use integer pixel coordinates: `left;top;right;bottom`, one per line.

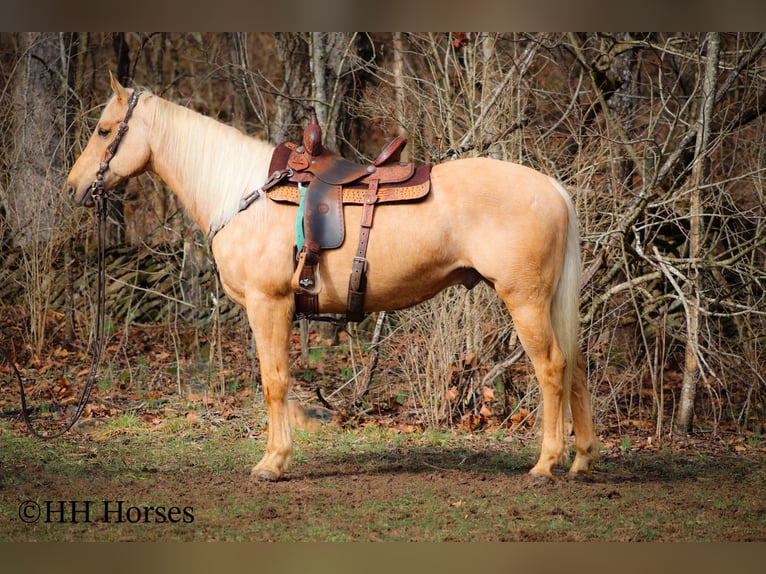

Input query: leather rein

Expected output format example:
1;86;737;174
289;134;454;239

12;89;141;439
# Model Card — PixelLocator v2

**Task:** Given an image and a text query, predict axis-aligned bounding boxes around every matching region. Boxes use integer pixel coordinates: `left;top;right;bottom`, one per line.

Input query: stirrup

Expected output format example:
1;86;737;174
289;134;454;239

291;249;323;296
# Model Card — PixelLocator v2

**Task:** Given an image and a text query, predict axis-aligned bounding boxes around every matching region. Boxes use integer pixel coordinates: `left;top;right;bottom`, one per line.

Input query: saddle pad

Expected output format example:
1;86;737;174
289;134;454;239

266;167;431;206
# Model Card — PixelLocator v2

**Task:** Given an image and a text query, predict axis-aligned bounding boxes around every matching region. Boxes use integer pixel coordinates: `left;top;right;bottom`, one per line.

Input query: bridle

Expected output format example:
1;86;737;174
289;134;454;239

90;89;142;201
11;89;141;439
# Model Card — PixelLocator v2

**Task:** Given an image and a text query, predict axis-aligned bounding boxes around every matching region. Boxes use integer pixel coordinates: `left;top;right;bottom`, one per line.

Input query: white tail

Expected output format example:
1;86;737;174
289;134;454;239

549;179;582;415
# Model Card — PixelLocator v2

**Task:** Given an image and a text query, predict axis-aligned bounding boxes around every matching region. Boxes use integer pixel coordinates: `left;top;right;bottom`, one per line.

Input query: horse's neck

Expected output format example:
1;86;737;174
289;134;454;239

148;96;274;234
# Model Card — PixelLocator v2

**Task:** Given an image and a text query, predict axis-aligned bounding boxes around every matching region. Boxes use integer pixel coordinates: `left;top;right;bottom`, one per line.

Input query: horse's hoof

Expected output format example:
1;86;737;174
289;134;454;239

527;471;555;486
251;468;280;482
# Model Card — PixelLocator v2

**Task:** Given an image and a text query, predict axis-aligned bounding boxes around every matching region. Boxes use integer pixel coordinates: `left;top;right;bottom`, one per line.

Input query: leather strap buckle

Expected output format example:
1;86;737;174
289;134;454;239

352;256;368;273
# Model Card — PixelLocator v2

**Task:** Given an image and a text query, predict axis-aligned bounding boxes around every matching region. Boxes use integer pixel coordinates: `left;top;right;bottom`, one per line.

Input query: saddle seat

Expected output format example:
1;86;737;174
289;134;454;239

261;109;432;321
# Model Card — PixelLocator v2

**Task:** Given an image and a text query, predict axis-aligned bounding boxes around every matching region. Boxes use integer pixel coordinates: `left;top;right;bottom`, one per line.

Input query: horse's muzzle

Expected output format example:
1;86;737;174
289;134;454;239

66;183;95;207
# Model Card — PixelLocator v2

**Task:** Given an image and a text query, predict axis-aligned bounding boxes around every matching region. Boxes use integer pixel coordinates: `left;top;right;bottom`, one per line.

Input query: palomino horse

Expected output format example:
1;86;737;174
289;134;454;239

66;74;598;482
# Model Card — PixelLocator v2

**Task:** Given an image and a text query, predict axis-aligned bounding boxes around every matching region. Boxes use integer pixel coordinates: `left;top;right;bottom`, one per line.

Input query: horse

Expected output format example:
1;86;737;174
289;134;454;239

65;73;599;483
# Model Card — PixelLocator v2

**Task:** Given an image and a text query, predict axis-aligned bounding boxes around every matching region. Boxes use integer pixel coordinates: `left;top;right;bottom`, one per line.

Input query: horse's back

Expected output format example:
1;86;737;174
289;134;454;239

429;157;572;250
431;157;568;212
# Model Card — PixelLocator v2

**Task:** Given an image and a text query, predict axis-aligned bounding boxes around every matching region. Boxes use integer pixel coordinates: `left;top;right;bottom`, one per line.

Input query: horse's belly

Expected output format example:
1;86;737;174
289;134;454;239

314;203;474;313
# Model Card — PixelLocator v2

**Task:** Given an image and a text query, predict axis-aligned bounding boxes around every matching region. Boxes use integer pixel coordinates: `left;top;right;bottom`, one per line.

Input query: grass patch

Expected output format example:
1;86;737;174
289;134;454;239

1;416;765;541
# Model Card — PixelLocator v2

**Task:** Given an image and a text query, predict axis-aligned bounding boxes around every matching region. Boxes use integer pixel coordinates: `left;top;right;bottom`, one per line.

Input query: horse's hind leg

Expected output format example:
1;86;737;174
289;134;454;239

505;302;569;481
568;350;599;478
246;293;294;481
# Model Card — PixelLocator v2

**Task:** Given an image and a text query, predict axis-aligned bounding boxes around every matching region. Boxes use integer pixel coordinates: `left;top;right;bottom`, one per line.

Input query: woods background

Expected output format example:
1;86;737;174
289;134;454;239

1;32;765;441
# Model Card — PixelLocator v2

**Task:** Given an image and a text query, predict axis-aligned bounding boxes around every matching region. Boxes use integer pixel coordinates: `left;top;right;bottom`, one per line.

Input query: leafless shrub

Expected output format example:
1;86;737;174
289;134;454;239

381;284;512;428
3;32;765;436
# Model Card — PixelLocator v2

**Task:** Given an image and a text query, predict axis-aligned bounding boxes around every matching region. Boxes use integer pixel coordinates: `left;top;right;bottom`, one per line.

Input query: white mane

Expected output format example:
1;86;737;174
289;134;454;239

148;94;275;234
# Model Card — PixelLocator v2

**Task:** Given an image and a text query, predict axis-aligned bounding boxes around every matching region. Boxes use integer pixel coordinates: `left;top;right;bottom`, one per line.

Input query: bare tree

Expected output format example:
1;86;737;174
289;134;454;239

270;33;311;144
1;32;77;355
563;33;766;435
675;33;721;434
3;32;765;434
4;33;68;248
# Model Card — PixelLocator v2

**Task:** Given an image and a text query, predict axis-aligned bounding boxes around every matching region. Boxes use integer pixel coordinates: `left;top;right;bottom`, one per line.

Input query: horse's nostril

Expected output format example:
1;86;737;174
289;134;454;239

65;183;88;206
65;184;79;202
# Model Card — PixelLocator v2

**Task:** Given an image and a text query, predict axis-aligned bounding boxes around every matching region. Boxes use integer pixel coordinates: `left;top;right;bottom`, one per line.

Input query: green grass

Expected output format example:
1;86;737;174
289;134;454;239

1;414;765;542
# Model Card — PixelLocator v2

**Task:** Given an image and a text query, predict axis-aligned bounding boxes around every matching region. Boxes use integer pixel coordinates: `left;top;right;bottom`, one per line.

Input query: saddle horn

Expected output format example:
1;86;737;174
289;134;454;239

302;107;323;157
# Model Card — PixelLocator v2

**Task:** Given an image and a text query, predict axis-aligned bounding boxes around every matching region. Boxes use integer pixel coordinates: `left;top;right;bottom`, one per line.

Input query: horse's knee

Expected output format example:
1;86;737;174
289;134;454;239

262;380;288;404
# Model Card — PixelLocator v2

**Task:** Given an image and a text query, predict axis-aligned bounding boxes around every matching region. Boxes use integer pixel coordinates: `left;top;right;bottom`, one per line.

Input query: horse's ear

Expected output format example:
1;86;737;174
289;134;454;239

108;71;130;103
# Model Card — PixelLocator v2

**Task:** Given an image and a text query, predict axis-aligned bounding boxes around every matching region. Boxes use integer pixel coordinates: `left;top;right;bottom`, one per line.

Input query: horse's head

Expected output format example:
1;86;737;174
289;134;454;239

66;72;152;205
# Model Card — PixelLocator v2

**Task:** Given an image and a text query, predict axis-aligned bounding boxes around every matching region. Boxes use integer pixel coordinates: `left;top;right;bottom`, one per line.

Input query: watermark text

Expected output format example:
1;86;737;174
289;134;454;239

18;500;194;524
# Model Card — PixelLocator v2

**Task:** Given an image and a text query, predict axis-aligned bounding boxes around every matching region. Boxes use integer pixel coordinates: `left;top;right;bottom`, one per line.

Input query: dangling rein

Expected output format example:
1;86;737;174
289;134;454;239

9;90;141;439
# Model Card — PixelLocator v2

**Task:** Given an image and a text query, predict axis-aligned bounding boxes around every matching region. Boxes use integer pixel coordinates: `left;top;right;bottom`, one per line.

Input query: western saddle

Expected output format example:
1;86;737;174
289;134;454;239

261;109;432;322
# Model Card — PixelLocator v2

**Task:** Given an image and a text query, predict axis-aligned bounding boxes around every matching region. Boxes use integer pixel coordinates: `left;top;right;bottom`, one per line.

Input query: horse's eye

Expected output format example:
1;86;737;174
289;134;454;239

97;126;111;137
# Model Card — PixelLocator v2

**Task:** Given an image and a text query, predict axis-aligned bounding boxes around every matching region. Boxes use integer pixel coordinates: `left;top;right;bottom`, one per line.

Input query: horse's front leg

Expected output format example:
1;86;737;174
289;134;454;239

246;292;294;481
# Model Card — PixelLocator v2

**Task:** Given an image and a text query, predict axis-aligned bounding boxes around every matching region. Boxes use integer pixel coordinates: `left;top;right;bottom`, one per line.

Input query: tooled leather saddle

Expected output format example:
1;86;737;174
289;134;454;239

260;109;432;322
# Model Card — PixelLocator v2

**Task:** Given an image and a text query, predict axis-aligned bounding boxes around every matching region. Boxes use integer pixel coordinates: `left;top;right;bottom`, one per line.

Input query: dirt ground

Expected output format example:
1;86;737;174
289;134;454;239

2;314;765;542
236;444;766;542
2;415;765;542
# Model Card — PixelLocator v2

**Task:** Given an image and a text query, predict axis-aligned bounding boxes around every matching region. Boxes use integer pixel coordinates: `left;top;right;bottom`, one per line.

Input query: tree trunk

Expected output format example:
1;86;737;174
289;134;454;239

392;32;410;161
675;32;720;435
308;32;362;340
3;32;73;355
309;32;360;153
309;32;329;139
5;33;67;249
271;33;310;144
